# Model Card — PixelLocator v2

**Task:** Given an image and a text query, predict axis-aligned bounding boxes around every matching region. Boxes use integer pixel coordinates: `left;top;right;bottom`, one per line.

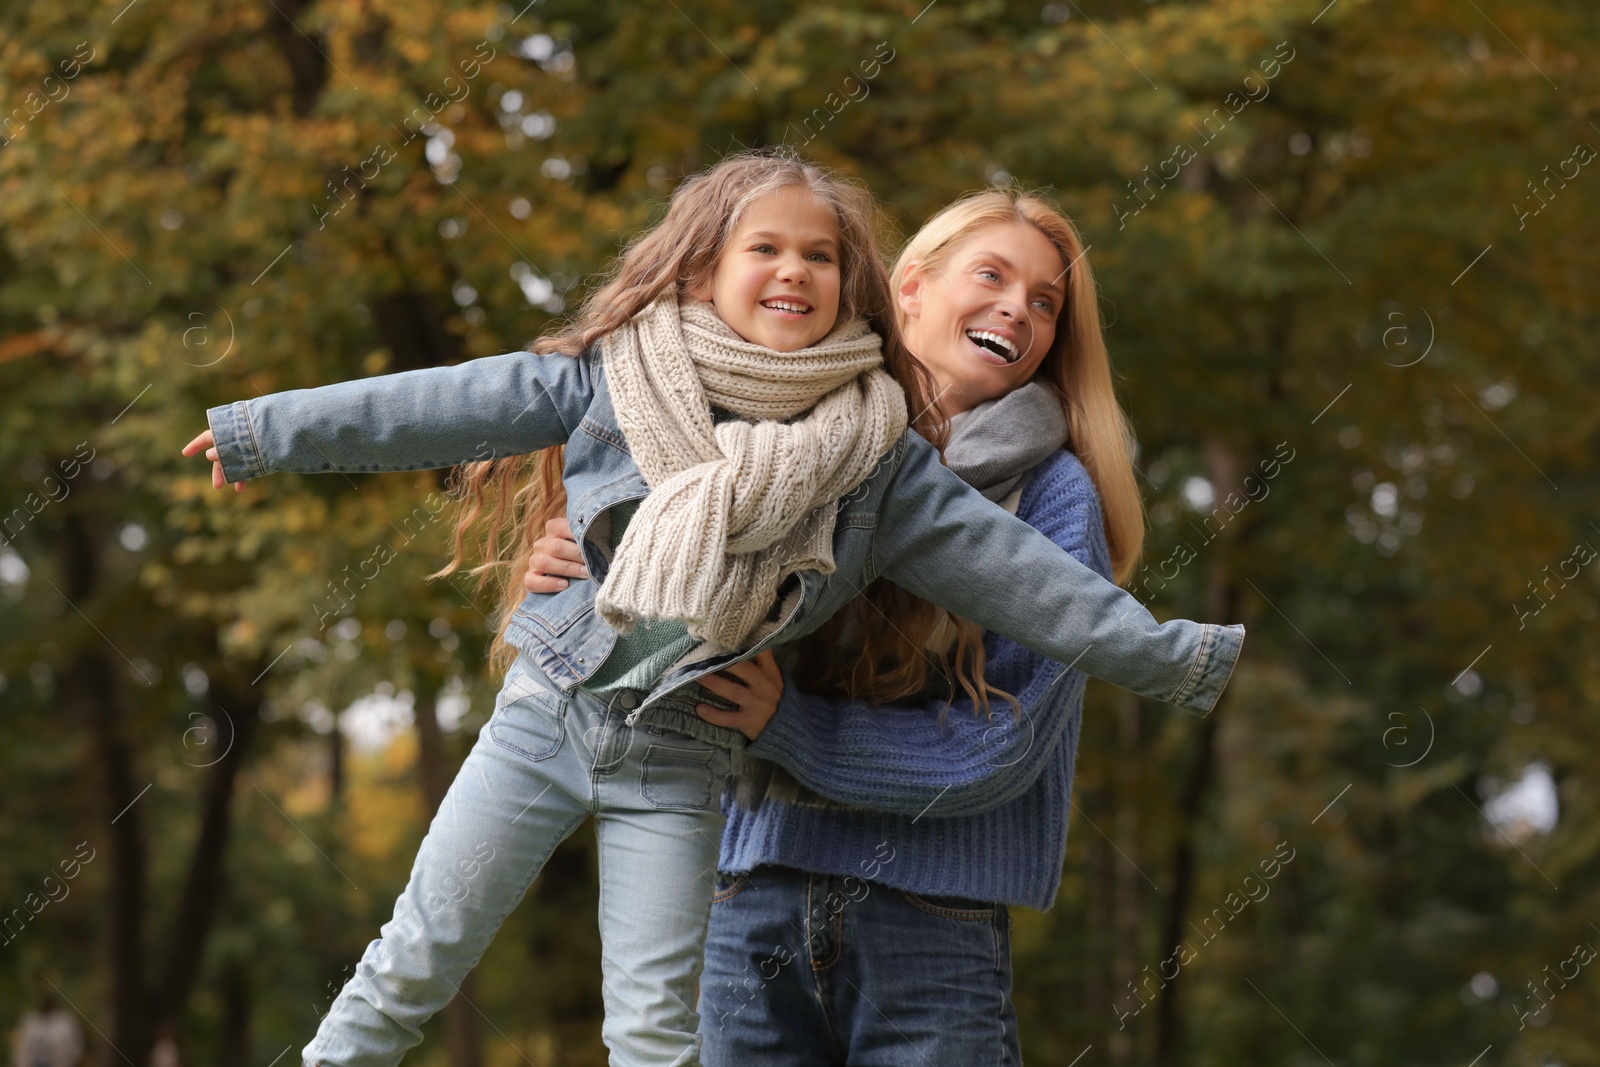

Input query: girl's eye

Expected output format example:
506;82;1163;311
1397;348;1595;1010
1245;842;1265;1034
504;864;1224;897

753;243;777;254
1032;299;1055;313
807;251;834;263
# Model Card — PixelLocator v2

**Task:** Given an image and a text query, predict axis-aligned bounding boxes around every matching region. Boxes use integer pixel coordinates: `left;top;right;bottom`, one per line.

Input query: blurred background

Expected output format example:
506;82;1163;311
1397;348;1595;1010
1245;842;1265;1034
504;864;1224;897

1;0;1596;1064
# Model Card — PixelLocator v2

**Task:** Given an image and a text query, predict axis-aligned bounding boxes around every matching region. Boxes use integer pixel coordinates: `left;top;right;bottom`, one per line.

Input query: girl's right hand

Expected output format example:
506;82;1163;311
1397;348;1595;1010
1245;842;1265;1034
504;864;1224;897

524;517;589;592
181;429;246;491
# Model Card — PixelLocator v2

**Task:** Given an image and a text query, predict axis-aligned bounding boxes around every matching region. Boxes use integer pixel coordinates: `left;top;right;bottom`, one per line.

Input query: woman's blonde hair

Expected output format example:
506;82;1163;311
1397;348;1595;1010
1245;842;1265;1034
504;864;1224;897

430;149;947;680
791;189;1147;717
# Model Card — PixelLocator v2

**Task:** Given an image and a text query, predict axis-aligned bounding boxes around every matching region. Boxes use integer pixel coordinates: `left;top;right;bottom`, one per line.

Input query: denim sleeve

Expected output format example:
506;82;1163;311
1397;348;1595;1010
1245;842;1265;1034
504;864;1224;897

746;458;1109;816
873;432;1244;714
205;348;595;483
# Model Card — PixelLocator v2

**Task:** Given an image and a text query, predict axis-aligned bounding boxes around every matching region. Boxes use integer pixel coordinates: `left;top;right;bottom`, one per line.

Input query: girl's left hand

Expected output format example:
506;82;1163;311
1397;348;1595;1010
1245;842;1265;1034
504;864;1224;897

695;650;783;741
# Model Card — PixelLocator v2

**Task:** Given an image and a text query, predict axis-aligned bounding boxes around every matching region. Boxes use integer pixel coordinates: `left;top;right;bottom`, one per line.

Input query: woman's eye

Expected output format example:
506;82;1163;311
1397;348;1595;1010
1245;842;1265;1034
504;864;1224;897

1033;299;1055;313
977;268;1001;283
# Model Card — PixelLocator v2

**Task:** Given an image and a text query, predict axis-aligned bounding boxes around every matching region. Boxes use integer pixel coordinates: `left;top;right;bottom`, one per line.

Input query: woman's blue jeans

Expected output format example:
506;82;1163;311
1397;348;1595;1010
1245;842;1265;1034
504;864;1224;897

699;864;1021;1066
303;653;732;1067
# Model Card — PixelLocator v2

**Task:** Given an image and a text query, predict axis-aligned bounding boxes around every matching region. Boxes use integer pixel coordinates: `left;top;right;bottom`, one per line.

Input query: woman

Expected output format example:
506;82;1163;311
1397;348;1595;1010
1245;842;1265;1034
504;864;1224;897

523;189;1230;1063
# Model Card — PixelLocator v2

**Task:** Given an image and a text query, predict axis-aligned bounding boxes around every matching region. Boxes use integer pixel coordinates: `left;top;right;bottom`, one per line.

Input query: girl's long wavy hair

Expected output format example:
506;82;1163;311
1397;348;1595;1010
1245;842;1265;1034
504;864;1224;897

790;190;1147;717
430;149;959;686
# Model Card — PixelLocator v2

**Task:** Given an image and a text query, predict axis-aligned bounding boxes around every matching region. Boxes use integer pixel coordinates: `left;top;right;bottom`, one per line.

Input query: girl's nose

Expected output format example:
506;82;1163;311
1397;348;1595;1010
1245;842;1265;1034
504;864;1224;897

776;254;811;282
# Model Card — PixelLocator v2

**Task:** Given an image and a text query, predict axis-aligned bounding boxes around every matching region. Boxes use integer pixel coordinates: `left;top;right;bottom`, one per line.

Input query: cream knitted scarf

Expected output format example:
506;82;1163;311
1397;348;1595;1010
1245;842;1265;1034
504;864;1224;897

596;295;907;651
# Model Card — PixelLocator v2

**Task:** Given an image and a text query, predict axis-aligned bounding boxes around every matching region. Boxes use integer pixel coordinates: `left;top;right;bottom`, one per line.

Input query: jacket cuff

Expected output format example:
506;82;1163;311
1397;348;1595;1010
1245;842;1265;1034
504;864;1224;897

1170;623;1245;715
206;400;265;483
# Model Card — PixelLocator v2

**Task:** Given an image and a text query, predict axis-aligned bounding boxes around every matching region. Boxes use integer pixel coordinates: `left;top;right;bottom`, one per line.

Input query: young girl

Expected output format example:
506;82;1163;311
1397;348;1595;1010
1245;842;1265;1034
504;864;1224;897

183;152;1242;1066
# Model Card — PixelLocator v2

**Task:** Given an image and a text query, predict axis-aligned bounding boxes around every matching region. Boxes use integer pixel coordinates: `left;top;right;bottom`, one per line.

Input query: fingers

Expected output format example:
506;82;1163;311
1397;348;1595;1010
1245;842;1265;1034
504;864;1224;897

701;661;780;708
181;429;214;457
696;671;748;705
695;655;782;742
526;517;587;593
695;705;745;731
522;570;569;594
523;537;587;593
714;656;779;697
208;460;245;493
186;429;243;492
531;540;588;578
751;649;783;688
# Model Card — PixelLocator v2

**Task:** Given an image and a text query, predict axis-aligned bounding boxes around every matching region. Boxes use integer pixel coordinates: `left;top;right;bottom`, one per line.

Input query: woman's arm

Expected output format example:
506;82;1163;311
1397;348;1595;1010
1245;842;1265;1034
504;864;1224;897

875;432;1243;714
203;348;596;483
747;455;1109;817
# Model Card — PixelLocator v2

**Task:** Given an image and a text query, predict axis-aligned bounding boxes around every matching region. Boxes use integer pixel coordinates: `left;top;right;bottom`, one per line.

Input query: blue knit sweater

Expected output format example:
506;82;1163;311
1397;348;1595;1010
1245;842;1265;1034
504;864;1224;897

719;448;1113;911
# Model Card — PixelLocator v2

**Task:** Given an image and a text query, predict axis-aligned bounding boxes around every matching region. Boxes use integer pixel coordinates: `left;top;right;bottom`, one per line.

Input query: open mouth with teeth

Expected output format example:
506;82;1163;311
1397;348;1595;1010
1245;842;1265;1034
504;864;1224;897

966;329;1020;364
760;298;813;316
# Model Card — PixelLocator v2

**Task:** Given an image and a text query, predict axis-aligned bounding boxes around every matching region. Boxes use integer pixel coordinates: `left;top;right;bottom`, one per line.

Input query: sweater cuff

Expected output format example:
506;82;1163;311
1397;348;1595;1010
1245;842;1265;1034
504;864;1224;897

206;400;265;483
1170;622;1245;715
746;683;816;766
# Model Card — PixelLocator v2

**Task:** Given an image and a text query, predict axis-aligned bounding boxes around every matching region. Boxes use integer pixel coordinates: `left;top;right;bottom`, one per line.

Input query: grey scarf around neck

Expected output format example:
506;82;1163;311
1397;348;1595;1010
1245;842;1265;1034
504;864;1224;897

942;379;1072;501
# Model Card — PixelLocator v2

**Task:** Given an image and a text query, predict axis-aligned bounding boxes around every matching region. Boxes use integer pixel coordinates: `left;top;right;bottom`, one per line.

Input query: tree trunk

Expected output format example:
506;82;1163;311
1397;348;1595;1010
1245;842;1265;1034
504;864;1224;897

262;0;330;117
372;289;461;374
445;976;485;1067
414;683;449;812
151;677;261;1028
216;961;251;1067
414;682;483;1067
1154;712;1220;1066
1154;438;1246;1065
81;645;154;1067
59;511;153;1067
1084;808;1109;1036
328;710;346;806
1109;690;1143;1063
60;505;262;1066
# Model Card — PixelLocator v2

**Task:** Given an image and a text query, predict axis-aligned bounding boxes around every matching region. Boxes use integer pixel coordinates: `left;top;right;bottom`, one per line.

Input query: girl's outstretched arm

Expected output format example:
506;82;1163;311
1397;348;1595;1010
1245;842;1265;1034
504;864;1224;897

874;433;1244;714
746;455;1113;817
197;348;597;484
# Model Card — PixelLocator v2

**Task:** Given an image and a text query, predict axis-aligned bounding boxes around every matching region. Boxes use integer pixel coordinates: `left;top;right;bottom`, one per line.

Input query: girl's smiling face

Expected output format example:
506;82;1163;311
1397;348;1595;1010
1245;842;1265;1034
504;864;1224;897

695;185;843;352
897;220;1068;416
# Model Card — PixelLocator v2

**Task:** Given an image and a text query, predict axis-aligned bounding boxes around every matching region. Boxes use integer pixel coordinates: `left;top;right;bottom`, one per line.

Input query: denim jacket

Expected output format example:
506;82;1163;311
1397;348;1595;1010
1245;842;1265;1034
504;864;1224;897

207;346;1244;748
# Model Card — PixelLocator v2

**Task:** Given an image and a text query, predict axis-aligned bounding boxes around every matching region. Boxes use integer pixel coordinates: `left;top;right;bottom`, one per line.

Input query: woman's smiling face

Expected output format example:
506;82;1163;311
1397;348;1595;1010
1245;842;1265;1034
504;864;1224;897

897;220;1068;416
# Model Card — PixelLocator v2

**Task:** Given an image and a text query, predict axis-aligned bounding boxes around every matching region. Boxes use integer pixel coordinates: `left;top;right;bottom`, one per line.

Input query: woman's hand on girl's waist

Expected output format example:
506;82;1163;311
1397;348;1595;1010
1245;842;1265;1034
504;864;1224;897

523;516;589;592
695;650;783;741
524;513;783;738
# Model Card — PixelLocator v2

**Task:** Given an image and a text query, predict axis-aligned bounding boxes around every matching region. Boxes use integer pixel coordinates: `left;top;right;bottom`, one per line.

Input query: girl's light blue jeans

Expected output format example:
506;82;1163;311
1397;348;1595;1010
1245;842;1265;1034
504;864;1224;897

302;652;733;1067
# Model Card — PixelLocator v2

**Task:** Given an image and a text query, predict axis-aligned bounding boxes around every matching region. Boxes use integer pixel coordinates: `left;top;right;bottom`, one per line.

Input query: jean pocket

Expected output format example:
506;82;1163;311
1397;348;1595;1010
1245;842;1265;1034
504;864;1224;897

488;659;567;762
896;888;997;921
640;743;722;810
712;871;750;904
